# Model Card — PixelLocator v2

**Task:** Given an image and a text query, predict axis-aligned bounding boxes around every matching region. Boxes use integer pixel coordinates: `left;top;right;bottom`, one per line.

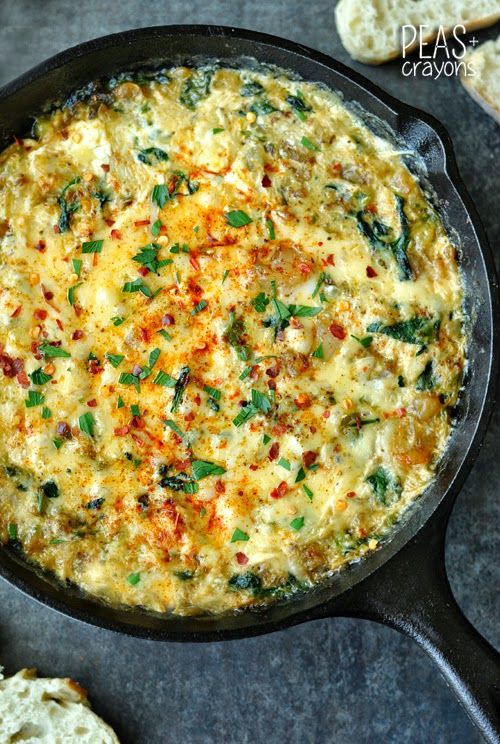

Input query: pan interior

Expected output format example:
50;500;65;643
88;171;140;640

0;27;496;638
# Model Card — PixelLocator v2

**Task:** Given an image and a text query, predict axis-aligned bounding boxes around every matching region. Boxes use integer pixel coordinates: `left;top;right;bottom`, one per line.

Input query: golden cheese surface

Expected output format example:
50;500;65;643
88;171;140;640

0;66;466;614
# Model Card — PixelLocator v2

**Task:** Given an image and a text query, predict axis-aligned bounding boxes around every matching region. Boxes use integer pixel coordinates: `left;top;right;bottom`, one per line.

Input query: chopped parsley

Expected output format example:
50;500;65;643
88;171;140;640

301;136;320;151
82;239;103;254
127;571;141;586
351;334;373;348
231;528;249;543
72;258;82;277
79;412;95;436
153;370;177;387
191;300;207;315
225;210;253;228
38;342;70;358
25;390;44;408
29;368;52;385
132;243;172;274
105;353;124;368
122;277;152;298
192;460;226;480
290;516;305;531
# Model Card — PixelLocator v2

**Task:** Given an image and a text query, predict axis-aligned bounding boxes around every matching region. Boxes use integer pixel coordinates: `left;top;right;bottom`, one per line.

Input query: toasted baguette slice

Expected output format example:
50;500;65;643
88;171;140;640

0;668;119;744
461;36;500;123
335;0;500;64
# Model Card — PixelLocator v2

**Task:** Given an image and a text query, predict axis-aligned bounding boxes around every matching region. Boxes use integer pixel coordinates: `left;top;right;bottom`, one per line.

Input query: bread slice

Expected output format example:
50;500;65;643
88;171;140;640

461;36;500;123
0;667;120;743
335;0;500;64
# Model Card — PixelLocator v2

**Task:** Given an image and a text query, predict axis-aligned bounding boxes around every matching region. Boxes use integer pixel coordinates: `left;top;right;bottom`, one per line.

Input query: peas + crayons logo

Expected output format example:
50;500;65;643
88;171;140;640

401;24;477;78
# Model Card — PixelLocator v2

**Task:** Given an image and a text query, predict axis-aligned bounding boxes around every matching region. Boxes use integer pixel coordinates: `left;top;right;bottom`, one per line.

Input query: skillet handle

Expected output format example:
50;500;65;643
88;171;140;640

331;514;500;742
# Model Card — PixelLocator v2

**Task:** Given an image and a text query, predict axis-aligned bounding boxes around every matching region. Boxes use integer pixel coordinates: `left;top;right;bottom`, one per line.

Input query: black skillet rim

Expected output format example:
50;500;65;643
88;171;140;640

0;25;498;641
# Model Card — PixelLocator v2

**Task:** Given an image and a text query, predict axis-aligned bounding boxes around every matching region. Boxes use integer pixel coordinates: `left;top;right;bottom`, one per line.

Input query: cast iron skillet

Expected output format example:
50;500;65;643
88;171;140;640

0;25;498;741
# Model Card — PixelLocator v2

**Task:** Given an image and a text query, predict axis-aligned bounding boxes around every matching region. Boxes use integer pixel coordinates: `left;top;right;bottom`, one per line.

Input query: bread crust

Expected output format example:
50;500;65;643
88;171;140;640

461;37;500;123
335;0;500;65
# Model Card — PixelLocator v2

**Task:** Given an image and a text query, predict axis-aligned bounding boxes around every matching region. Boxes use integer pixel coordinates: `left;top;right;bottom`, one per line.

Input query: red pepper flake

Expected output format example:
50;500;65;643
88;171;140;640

16;367;29;388
110;229;122;240
53;224;60;234
298;262;312;275
56;319;64;331
101;164;110;172
184;412;196;423
272;423;287;437
269;442;280;461
323;254;335;266
302;451;317;468
330;161;342;176
366;265;378;278
294;393;311;409
261;174;272;188
346;491;356;498
88;358;101;375
34;240;46;252
72;329;84;340
11;305;22;318
329;322;346;340
366;203;377;214
249;464;258;471
34;308;47;321
105;218;115;227
235;552;249;565
267;379;276;390
13;134;24;147
134;219;150;227
266;366;279;378
193;393;201;406
139;327;151;343
322;410;331;419
138;266;150;276
131;433;145;448
41;285;53;301
215;480;225;495
87;399;98;407
249;365;260;381
270;481;289;499
114;425;130;436
189;254;200;271
161;313;175;326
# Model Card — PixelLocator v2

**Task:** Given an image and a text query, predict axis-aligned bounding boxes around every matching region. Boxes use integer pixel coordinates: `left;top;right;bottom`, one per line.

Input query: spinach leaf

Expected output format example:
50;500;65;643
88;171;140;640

228;572;262;592
171;366;190;413
240;81;265;97
416;360;436;391
137;147;169;165
368;317;440;346
357;195;412;280
223;313;249;360
57;177;81;233
365;467;401;506
249;99;277;116
179;67;214;109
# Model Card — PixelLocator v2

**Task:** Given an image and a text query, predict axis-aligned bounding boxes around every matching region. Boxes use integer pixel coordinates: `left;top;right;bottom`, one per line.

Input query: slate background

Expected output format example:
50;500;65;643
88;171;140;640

0;2;498;742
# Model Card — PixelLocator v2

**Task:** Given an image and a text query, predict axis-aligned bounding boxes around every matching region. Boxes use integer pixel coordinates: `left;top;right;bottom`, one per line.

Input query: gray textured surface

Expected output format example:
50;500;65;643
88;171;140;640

0;2;498;743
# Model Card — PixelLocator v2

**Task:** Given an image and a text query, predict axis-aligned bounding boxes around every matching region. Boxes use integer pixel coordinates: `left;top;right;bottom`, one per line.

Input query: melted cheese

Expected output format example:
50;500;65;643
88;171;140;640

0;66;466;614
